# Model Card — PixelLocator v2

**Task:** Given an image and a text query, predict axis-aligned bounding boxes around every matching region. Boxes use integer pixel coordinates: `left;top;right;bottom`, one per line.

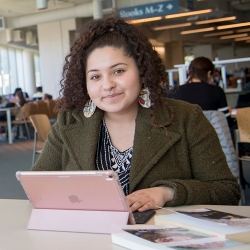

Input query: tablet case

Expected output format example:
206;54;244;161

16;170;131;234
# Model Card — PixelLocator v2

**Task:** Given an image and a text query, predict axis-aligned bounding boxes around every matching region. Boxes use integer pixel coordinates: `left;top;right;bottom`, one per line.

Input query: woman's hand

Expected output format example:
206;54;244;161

126;187;175;212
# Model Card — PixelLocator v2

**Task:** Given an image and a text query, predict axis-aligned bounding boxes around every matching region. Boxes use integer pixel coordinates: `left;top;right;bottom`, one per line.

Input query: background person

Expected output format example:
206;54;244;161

168;57;235;131
0;96;15;122
15;91;27;107
14;91;28;139
42;93;53;101
8;87;29;102
211;69;223;87
33;86;43;100
31;16;240;211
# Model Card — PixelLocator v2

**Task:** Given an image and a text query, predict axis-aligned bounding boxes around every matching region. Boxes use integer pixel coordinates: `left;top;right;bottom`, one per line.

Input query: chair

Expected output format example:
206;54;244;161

12;107;31;140
44;99;58;125
44;99;58;119
34;100;50;117
22;102;38;120
29;114;51;166
203;110;239;179
235;107;250;204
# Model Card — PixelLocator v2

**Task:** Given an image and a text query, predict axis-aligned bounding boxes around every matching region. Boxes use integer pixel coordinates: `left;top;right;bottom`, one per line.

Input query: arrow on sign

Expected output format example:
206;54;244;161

166;4;173;10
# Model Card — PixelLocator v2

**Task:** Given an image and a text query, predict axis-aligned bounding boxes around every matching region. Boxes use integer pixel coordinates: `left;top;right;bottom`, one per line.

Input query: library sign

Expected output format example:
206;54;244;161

117;0;179;20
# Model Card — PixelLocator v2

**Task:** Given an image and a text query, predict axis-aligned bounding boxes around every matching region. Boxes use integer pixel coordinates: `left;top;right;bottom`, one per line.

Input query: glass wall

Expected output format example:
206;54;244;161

0;45;41;96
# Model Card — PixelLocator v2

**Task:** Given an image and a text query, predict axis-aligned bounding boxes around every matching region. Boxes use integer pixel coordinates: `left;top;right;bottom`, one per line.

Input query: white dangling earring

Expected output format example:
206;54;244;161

138;87;151;108
83;99;96;118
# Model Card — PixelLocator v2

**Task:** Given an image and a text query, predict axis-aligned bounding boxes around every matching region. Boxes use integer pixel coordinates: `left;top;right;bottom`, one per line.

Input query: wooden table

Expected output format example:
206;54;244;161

1;199;250;250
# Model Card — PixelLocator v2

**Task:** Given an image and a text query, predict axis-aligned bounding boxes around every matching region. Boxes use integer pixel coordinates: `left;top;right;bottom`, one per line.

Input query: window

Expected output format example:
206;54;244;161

34;54;41;87
0;45;41;96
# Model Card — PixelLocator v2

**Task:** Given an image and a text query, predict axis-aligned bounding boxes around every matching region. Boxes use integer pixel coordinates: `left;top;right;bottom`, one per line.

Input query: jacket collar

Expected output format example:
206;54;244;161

60;108;103;170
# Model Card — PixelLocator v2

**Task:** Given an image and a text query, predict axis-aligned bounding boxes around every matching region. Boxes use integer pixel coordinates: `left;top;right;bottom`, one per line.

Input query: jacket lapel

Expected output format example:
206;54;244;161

60;109;103;170
129;103;181;192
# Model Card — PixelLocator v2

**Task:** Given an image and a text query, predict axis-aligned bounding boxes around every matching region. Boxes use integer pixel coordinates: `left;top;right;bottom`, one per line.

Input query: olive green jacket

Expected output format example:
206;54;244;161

32;99;240;206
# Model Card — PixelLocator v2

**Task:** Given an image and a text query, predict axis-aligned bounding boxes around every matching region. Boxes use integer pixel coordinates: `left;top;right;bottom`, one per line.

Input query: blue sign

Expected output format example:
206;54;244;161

117;0;179;20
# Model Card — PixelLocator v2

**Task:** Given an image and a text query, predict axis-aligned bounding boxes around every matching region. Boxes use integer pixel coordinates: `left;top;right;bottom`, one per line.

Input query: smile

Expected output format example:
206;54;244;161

104;93;122;99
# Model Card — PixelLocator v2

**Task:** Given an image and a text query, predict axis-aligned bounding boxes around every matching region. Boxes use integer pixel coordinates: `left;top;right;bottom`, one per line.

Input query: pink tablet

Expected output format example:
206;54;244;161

16;170;130;212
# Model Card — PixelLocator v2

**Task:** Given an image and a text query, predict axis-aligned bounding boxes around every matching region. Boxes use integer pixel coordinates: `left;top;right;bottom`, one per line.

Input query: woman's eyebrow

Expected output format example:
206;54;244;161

87;63;128;74
109;63;128;69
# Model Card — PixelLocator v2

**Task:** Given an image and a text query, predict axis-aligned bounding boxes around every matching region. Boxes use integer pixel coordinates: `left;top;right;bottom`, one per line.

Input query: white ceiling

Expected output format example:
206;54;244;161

0;0;90;17
1;0;250;49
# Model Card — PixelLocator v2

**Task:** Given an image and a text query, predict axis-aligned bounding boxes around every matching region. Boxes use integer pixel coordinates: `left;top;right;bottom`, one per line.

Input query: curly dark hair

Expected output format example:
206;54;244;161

56;15;172;124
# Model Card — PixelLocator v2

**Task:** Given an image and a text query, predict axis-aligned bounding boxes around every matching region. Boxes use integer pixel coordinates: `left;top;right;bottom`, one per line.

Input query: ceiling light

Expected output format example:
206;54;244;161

236;28;250;33
217;22;250;30
36;0;47;10
153;23;192;31
195;16;236;25
130;16;162;24
235;36;250;41
181;27;215;35
203;31;234;37
220;33;248;40
165;9;212;19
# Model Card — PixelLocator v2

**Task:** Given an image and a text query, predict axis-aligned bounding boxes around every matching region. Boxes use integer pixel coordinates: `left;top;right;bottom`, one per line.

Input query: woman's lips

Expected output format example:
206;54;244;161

104;93;121;98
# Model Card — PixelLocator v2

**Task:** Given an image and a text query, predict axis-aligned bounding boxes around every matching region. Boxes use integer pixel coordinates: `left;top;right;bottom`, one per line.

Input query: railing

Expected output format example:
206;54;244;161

165;68;178;87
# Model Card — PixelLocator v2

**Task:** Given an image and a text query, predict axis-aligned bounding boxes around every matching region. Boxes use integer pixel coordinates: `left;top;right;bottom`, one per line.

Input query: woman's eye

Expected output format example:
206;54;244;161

91;75;99;80
114;69;124;74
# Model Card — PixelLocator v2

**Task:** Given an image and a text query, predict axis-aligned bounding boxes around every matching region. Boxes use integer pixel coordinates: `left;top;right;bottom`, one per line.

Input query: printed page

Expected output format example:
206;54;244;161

174;208;250;228
114;225;247;249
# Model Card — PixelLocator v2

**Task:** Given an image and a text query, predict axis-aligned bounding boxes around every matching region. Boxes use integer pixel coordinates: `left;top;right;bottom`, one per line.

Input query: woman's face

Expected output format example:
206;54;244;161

86;46;142;116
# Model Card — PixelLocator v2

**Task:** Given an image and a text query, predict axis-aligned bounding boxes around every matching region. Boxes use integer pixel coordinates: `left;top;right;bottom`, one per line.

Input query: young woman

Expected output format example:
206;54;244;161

169;57;233;127
15;91;27;107
31;16;240;211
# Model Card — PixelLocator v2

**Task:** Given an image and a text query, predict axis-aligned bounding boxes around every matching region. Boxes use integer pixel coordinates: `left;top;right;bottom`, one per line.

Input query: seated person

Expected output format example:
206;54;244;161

15;91;27;107
168;57;234;129
0;96;15;122
211;69;222;87
8;88;29;102
33;86;43;100
14;91;28;140
0;96;9;108
243;69;250;91
43;93;53;101
244;67;250;86
31;16;240;211
227;76;238;89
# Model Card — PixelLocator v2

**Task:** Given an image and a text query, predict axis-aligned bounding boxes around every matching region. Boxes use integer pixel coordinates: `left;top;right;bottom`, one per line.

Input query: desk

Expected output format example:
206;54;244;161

0;107;15;144
1;199;250;250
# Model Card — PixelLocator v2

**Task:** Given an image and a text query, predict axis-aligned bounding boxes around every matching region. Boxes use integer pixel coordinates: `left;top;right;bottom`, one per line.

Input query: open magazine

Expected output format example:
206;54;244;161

154;208;250;244
111;225;249;250
173;208;250;228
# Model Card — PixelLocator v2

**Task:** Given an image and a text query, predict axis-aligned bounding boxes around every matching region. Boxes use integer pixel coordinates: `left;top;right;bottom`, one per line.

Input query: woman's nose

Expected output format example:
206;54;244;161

103;76;116;91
